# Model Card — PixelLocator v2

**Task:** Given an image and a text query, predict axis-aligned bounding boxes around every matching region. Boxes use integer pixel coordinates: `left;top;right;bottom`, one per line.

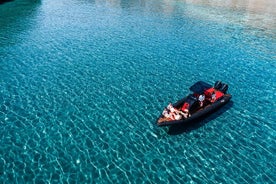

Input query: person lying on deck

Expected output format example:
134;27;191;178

162;103;184;120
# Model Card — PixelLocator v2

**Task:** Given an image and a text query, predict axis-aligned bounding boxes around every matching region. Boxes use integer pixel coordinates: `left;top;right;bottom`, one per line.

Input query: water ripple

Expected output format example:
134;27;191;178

0;0;275;183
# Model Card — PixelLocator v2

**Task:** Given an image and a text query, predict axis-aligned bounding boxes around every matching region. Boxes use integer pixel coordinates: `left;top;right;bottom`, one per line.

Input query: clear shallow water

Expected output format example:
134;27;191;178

0;0;275;183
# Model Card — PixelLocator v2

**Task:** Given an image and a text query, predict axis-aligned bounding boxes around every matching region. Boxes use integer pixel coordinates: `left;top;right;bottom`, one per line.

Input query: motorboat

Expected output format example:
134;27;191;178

157;81;232;126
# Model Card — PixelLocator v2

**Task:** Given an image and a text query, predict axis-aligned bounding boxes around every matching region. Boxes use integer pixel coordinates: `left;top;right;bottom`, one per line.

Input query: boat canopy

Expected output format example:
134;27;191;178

189;81;212;94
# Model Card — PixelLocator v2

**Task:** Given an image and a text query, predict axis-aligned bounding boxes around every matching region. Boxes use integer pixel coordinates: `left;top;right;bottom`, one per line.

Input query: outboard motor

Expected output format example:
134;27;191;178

214;81;222;90
220;83;228;93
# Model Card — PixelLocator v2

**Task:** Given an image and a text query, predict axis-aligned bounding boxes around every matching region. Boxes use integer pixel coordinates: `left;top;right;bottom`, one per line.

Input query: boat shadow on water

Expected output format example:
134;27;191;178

167;101;234;135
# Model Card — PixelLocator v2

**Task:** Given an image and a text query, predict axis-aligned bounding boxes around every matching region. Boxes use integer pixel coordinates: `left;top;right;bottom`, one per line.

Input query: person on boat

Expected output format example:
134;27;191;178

182;109;190;118
166;103;182;120
198;94;205;107
167;103;175;113
162;108;171;119
181;102;190;118
162;104;174;119
173;113;182;120
211;91;216;102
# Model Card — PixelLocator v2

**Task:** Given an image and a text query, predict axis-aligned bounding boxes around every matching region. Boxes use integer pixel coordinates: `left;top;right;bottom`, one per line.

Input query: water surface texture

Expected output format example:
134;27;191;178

0;0;275;183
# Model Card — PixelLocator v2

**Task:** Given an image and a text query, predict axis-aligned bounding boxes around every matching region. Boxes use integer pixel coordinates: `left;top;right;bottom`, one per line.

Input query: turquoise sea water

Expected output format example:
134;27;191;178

0;0;275;183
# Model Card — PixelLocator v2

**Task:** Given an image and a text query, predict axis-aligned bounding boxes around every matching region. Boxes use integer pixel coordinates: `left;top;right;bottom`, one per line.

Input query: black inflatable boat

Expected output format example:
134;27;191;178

157;81;232;126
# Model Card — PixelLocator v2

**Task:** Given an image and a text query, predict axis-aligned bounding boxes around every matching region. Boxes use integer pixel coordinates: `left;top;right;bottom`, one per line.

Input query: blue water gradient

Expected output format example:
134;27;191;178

0;0;275;183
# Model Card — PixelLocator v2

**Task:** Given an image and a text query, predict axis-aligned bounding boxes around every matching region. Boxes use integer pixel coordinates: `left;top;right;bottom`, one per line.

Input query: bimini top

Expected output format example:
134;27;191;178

189;81;212;94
